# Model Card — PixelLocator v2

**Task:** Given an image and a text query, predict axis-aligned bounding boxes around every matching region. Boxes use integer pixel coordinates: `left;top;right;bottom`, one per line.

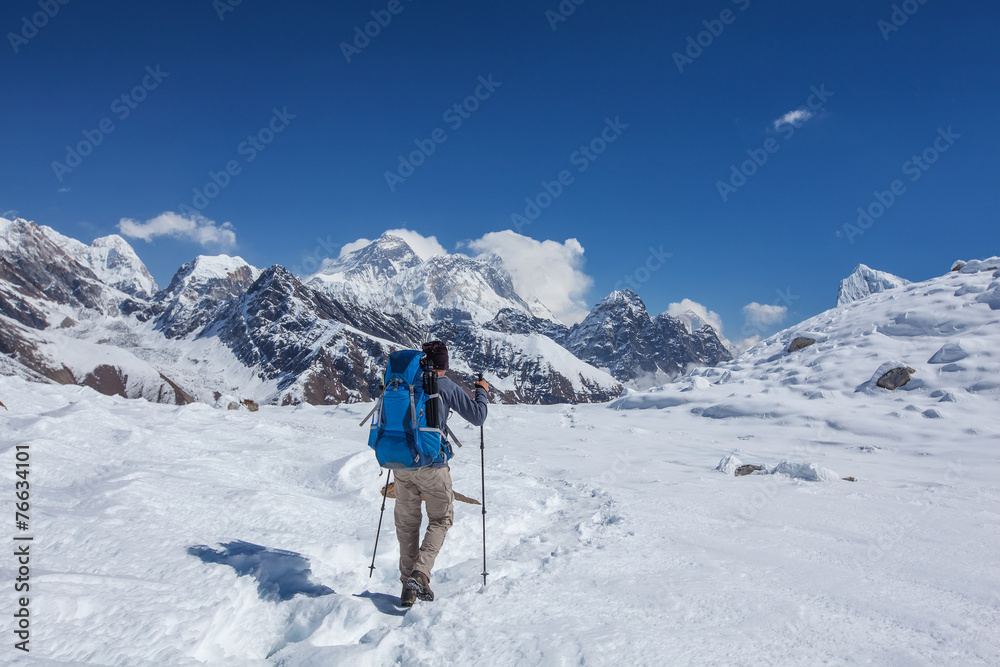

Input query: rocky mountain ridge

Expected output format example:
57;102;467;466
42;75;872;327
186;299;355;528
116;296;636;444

0;218;733;406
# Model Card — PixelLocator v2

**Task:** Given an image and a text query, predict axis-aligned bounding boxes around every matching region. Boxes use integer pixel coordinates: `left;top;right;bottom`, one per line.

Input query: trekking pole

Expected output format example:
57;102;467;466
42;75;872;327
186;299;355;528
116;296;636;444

478;373;488;588
368;469;392;578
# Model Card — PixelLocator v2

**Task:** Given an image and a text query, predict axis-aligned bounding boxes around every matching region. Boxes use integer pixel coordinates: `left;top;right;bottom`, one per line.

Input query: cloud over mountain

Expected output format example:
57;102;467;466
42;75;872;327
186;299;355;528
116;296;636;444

118;211;236;247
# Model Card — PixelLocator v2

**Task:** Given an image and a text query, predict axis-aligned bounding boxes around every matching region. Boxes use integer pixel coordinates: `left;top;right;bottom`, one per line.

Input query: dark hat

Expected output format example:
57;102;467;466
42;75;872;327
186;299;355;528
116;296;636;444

422;340;449;370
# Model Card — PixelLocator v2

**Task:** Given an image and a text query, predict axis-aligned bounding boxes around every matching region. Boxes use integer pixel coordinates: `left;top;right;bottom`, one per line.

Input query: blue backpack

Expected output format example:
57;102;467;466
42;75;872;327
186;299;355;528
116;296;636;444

365;350;451;469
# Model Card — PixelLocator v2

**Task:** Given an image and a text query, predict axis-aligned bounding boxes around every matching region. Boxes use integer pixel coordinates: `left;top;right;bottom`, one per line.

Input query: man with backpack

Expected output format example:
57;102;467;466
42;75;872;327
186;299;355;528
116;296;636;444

387;340;488;607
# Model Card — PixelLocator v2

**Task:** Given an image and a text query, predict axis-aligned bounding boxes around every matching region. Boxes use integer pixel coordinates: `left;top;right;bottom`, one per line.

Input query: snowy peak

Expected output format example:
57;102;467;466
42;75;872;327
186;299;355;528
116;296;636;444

675;309;710;335
837;264;910;306
2;218;157;301
84;234;158;299
157;254;261;304
0;217;117;316
405;253;531;323
167;254;260;287
565;290;731;386
311;233;422;285
590;290;650;320
608;289;647;309
309;237;534;326
527;297;561;324
153;254;261;338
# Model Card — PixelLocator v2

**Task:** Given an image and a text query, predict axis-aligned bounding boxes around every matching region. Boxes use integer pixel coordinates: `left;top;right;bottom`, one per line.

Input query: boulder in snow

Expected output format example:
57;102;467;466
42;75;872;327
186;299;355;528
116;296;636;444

788;337;816;353
958;257;1000;274
876;366;916;390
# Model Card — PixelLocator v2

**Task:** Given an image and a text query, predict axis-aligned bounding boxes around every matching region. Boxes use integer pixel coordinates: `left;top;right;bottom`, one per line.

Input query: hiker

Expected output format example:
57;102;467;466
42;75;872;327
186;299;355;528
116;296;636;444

396;340;488;607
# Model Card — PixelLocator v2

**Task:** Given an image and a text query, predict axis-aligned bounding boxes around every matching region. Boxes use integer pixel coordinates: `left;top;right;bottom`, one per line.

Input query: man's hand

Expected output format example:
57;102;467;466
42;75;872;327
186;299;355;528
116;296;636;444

475;379;489;392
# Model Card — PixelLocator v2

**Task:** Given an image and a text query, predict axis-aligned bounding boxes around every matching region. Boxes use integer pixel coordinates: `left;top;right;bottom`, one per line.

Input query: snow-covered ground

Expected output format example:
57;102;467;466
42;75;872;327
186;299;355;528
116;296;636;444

3;260;1000;666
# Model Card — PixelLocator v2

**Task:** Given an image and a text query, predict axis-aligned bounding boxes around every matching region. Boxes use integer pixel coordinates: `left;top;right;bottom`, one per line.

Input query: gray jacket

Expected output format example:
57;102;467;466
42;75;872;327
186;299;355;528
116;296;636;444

434;377;487;462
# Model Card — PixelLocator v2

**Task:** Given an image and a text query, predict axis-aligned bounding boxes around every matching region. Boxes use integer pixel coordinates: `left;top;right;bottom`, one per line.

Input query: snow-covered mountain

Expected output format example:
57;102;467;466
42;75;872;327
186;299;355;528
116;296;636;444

307;234;546;326
1;219;739;406
0;216;131;319
836;263;910;306
46;226;159;300
615;254;1000;411
561;290;732;388
150;254;262;339
0;217;193;404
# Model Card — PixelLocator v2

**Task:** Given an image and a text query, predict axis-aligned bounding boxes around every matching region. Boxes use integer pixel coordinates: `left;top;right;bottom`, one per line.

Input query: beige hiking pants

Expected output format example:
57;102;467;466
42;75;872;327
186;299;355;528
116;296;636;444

393;466;454;583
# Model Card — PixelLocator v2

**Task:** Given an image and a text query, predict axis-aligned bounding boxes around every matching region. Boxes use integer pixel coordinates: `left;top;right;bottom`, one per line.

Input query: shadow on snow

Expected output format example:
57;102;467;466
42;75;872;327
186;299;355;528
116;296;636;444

353;590;407;617
187;540;335;602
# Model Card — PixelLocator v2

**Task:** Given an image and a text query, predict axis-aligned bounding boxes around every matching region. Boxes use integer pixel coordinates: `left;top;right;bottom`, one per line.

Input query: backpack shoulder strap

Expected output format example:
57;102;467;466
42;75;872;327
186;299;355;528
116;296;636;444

359;394;381;427
444;424;464;448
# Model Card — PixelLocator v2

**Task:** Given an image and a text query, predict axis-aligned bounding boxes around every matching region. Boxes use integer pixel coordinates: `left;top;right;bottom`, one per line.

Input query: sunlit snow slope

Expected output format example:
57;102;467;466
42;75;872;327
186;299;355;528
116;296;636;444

1;258;998;666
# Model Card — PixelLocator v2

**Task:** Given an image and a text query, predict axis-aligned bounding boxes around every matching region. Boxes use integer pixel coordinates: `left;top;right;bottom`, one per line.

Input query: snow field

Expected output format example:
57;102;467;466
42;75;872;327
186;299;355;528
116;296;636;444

3;371;999;665
3;259;1000;665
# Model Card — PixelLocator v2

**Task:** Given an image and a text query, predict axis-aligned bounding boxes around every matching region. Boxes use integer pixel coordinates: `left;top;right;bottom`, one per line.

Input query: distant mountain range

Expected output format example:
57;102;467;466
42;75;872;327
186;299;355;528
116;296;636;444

0;217;733;405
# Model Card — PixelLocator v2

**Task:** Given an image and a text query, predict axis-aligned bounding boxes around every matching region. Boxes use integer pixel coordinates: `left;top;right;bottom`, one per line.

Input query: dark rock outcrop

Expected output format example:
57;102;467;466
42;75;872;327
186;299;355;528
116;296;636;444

877;366;916;390
788;337;816;353
562;290;732;385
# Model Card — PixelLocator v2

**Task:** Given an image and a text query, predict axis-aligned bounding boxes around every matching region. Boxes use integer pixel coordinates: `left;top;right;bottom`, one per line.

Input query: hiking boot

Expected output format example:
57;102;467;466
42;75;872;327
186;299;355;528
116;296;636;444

405;570;435;602
400;585;417;608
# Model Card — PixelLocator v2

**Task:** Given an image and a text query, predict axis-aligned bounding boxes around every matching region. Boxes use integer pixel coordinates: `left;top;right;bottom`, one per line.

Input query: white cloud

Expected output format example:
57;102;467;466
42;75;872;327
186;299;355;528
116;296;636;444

336;229;447;262
720;302;789;356
337;229;447;262
666;299;724;334
773;108;813;130
117;211;236;247
466;230;593;325
337;237;373;258
731;335;760;356
742;302;788;328
666;299;771;358
382;228;446;261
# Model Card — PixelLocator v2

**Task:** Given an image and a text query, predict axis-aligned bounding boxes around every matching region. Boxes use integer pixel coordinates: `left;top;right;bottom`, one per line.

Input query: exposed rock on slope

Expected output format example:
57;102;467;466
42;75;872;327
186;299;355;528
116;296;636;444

563;290;732;386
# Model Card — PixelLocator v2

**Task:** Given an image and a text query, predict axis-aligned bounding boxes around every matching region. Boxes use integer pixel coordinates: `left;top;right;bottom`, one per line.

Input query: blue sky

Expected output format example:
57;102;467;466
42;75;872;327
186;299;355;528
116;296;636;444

2;0;997;343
